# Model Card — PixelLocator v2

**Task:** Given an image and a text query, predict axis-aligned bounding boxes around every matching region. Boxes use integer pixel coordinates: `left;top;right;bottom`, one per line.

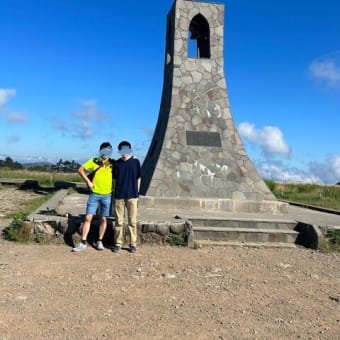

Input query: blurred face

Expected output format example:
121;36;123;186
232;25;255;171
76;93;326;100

100;146;112;158
119;146;132;158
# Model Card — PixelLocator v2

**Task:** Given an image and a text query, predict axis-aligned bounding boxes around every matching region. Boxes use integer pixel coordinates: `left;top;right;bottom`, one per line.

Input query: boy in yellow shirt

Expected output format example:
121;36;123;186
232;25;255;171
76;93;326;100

72;142;114;252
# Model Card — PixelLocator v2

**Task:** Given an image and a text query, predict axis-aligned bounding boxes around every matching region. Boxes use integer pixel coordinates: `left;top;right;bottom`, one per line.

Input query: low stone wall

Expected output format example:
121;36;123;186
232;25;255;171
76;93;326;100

138;220;193;246
22;217;193;247
294;222;325;249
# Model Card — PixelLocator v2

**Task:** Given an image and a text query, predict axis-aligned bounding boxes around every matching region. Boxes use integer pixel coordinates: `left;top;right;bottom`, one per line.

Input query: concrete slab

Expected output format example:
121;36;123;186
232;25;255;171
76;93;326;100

43;191;340;228
26;191;340;250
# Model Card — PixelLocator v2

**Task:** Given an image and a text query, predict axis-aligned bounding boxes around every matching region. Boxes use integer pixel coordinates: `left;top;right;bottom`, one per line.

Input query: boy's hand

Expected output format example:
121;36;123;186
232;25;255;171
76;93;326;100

87;181;94;190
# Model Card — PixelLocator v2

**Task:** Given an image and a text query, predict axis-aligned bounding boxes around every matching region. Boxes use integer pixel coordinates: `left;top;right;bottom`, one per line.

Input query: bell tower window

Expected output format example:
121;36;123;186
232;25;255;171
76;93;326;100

188;14;211;58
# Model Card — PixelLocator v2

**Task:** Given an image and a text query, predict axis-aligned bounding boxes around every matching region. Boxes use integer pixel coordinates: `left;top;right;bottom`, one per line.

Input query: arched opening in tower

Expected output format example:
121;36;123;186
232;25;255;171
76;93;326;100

188;14;211;59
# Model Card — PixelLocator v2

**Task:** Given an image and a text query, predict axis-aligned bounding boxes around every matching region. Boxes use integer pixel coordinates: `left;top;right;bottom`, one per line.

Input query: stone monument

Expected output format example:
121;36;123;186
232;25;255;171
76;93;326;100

140;0;283;212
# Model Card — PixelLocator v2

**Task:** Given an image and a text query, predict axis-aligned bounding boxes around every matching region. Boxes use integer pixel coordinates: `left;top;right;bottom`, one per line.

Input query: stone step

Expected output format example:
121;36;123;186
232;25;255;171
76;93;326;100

193;226;299;244
195;240;298;249
190;217;297;230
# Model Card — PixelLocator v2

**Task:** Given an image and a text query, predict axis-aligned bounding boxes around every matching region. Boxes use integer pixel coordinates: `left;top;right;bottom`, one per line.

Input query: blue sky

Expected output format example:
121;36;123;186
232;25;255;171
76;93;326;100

0;0;339;184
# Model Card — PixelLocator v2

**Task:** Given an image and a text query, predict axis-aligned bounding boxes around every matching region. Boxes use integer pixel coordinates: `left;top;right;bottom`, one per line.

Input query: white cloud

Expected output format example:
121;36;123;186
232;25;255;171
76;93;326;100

72;99;109;121
50;116;69;134
255;155;340;184
79;120;94;139
238;122;291;157
309;52;340;84
13;155;50;164
0;88;29;124
257;161;321;183
309;155;340;184
7;111;28;123
51;100;111;140
0;88;16;108
6;135;21;143
68;99;110;140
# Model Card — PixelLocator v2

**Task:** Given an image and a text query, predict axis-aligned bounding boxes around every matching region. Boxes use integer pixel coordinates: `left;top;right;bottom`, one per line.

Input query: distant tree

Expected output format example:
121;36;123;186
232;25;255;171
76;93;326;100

0;157;24;170
50;159;80;173
29;164;51;172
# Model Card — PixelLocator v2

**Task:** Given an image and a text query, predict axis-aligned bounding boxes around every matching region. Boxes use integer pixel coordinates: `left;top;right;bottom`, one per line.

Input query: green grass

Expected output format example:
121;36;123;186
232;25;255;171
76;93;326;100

265;180;340;210
4;210;54;244
263;180;340;252
5;212;31;242
2;188;54;242
167;233;186;246
323;229;340;252
3;191;54;219
0;169;80;186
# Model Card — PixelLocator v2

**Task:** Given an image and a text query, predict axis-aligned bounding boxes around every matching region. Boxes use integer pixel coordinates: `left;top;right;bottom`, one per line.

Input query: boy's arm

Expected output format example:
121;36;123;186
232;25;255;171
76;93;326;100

136;159;141;193
78;165;94;190
137;177;141;193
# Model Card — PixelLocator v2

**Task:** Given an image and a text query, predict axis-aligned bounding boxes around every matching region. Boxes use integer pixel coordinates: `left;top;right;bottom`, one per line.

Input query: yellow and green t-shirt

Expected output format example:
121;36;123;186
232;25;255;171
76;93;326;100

82;157;114;195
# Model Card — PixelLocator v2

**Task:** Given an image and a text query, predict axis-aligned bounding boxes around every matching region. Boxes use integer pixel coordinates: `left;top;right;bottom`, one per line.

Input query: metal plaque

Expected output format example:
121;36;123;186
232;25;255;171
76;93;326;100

186;131;222;147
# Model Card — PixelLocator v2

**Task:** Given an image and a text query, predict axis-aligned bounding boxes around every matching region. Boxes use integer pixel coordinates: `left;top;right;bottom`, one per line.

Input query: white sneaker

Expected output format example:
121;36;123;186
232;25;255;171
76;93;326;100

95;240;104;250
72;242;87;252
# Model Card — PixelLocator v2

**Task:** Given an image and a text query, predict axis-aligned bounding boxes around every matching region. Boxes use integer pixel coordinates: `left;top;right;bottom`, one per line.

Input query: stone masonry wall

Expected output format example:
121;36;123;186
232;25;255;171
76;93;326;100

141;0;275;201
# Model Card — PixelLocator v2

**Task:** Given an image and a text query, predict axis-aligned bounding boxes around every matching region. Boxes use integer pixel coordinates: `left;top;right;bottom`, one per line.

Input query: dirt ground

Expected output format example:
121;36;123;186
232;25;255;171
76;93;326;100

0;186;339;340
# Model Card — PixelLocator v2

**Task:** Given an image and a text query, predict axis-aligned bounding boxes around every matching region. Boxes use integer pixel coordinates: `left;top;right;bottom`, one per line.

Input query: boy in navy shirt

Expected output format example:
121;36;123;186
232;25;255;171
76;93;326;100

112;141;141;253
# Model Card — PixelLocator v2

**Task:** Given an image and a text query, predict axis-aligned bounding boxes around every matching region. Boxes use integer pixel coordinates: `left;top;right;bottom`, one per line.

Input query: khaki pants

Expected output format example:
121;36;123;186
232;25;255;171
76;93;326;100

114;198;138;247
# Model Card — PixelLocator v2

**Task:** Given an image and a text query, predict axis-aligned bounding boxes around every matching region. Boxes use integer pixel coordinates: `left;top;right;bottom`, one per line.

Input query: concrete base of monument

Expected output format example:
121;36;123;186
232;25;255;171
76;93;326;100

139;196;289;215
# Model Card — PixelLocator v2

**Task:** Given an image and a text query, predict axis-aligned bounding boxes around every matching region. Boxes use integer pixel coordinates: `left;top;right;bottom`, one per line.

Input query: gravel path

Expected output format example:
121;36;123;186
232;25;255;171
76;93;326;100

0;187;339;339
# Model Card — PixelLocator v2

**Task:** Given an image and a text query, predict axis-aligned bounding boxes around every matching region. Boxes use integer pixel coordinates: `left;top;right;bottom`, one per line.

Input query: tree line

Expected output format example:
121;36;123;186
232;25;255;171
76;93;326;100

0;157;81;172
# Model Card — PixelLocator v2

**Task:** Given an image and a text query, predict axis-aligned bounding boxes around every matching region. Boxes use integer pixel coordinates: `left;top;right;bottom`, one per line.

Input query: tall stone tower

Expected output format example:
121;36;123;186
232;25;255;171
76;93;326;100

140;0;275;202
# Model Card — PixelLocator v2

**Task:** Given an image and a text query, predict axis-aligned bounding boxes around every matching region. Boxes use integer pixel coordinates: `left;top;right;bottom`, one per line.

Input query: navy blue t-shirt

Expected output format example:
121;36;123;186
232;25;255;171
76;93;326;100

113;157;141;199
